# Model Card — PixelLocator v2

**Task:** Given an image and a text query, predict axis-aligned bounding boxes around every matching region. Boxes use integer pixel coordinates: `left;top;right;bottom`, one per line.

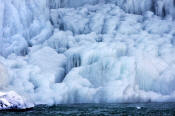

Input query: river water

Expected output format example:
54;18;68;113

0;103;175;116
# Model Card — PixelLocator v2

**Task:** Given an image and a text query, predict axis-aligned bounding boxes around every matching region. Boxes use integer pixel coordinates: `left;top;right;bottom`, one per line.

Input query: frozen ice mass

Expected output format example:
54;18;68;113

0;0;175;109
0;91;33;110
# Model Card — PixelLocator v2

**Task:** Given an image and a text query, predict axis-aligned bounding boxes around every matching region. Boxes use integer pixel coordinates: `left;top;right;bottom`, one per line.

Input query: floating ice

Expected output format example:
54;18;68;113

136;106;141;110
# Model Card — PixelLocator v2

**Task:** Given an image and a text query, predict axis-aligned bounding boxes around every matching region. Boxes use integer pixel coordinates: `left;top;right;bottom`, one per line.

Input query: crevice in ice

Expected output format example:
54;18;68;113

49;18;54;26
59;23;65;31
95;35;103;42
19;48;29;56
66;53;81;73
100;18;107;35
57;52;82;83
171;34;175;45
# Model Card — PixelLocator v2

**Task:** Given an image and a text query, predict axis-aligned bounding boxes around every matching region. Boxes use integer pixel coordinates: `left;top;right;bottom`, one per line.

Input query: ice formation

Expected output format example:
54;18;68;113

49;0;175;18
0;91;33;110
0;0;175;107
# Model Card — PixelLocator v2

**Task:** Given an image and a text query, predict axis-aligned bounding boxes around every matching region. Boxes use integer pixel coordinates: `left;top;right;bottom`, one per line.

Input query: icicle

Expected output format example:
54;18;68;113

66;53;81;73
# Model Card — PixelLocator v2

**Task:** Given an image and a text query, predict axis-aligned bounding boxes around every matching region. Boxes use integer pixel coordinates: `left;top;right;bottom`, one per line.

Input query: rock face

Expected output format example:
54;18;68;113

0;91;33;110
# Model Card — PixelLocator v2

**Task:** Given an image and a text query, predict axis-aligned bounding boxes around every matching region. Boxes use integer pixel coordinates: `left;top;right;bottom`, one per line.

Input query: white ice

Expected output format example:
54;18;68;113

0;91;33;110
0;0;175;107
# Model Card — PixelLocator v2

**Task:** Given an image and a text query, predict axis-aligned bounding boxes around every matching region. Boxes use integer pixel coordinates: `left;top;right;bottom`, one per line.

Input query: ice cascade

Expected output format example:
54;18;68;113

0;0;175;107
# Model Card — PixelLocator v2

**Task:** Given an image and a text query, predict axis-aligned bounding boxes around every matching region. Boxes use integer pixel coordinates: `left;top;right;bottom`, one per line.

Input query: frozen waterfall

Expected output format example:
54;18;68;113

0;0;175;108
49;0;175;18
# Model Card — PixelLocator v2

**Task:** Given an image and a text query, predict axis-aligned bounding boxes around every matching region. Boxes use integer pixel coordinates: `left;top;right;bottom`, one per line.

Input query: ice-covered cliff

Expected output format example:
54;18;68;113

0;0;175;107
49;0;175;17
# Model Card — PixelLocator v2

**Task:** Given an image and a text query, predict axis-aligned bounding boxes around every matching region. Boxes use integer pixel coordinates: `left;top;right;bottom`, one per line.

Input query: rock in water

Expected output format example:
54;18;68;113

0;91;34;110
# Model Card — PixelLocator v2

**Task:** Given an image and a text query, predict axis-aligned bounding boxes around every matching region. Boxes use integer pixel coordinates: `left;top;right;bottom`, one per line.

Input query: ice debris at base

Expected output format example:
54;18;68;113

0;91;34;110
0;0;175;106
136;106;141;110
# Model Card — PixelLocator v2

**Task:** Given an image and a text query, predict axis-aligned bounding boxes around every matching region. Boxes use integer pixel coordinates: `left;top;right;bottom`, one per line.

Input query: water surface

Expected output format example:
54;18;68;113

0;103;175;116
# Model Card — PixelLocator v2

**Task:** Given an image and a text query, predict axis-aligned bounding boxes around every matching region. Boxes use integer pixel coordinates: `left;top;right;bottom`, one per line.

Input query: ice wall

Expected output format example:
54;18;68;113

0;0;175;106
113;0;175;18
49;0;175;18
0;0;174;57
0;0;52;57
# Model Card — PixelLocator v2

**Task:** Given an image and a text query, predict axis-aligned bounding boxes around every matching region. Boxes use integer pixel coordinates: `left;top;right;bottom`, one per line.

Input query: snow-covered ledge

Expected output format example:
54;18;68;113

0;91;34;110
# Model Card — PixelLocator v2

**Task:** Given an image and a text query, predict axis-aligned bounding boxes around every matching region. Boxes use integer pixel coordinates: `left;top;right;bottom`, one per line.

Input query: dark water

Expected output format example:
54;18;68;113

0;103;175;116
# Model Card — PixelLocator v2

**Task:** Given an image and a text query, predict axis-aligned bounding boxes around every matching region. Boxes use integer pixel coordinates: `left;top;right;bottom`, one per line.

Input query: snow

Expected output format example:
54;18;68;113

0;0;175;108
0;91;33;110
